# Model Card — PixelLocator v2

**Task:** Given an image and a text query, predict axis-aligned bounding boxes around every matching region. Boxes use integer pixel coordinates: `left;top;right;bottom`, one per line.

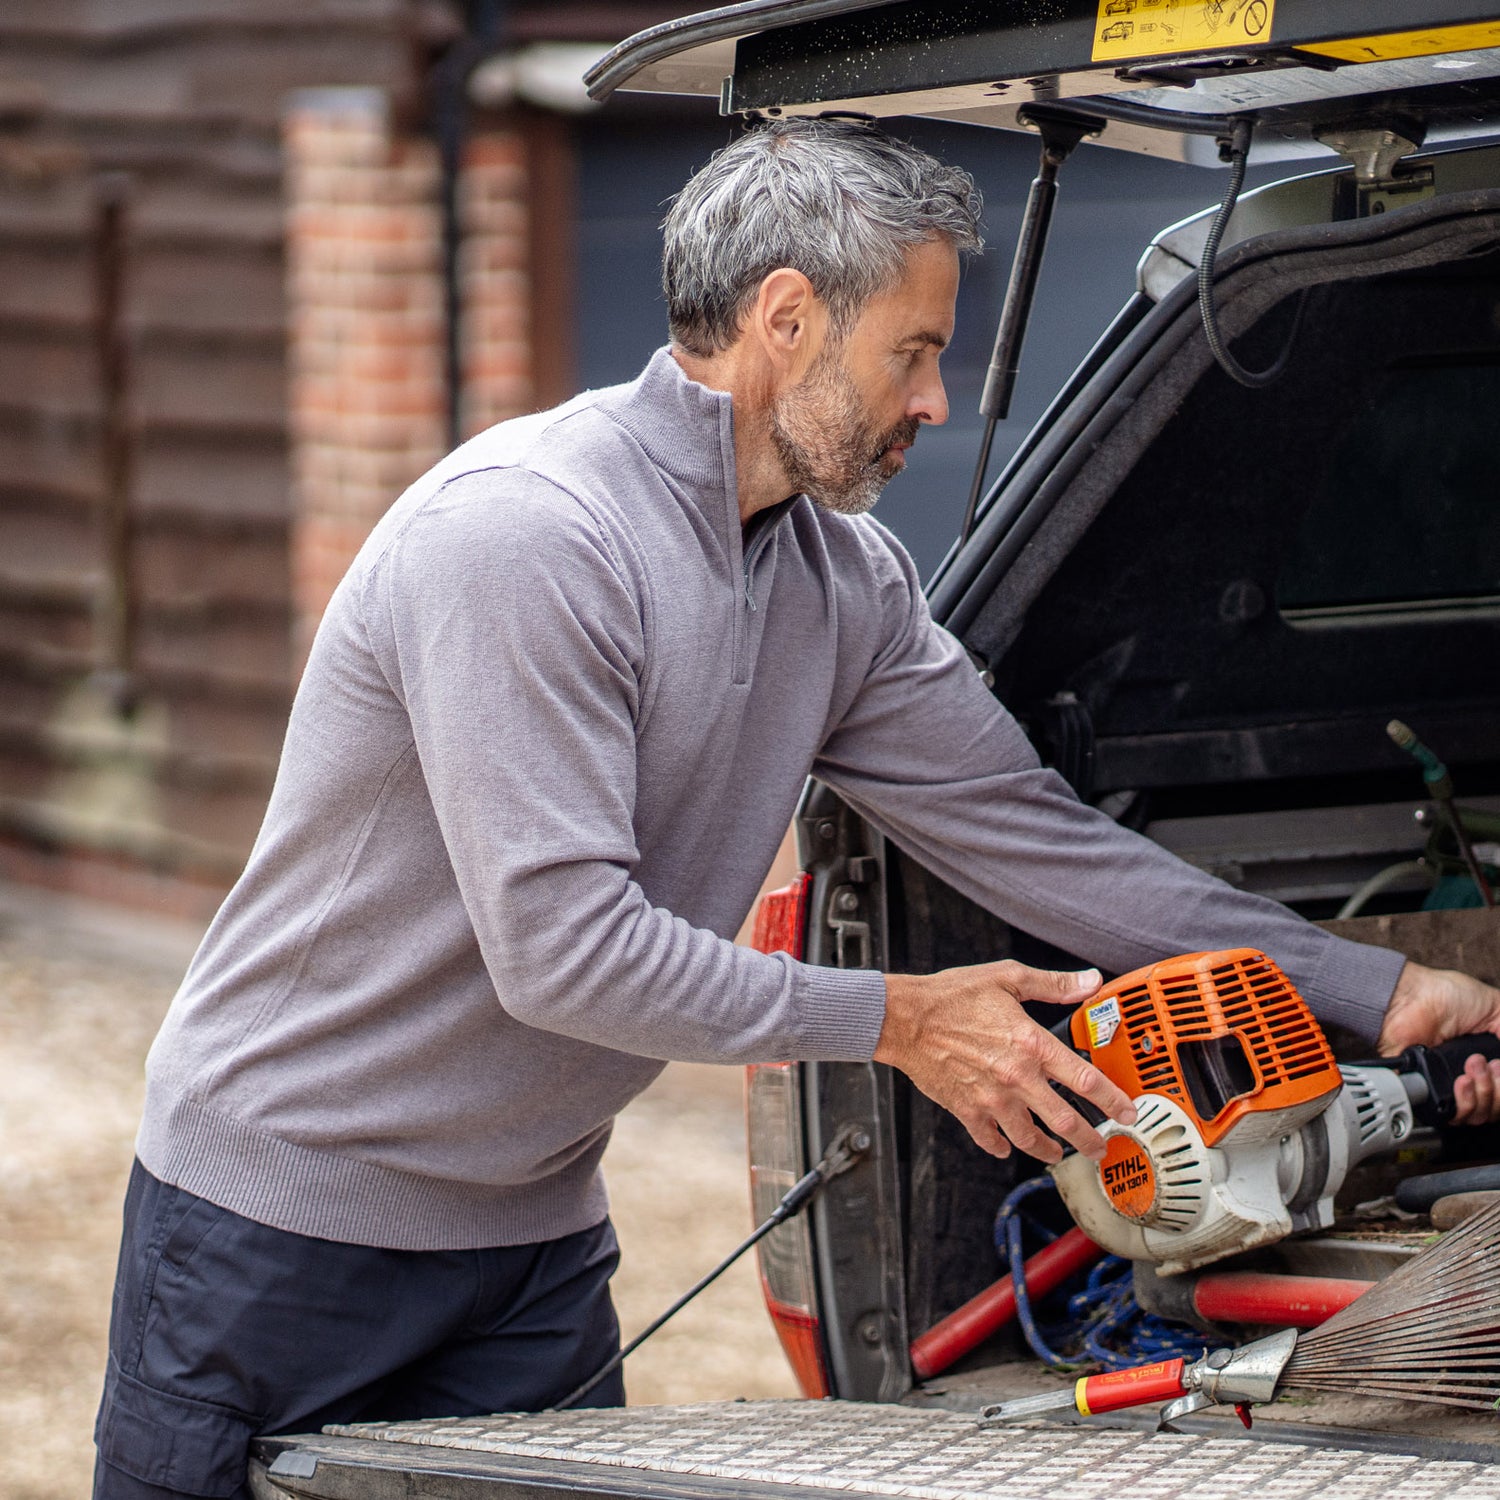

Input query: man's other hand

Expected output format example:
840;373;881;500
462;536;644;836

876;960;1137;1164
1378;960;1500;1125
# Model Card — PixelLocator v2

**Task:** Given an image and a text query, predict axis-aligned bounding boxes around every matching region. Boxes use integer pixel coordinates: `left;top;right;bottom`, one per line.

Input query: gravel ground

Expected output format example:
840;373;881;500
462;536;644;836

0;882;794;1500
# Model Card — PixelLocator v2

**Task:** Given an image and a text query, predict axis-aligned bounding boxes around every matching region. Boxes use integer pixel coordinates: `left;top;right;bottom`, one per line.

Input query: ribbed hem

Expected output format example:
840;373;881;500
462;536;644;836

136;1090;610;1251
1300;933;1407;1043
795;965;888;1061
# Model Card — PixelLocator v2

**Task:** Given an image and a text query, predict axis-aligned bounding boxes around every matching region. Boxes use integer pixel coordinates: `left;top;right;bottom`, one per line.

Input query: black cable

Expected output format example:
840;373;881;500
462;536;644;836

1198;119;1306;390
553;1127;869;1411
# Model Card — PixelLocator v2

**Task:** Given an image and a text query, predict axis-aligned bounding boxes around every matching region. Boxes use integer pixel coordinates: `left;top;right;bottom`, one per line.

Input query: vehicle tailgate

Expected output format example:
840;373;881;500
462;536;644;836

250;1398;1500;1499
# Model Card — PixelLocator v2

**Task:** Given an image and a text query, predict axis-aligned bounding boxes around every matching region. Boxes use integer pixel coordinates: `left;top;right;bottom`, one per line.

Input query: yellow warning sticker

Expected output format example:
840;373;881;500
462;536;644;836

1091;0;1275;63
1304;21;1500;64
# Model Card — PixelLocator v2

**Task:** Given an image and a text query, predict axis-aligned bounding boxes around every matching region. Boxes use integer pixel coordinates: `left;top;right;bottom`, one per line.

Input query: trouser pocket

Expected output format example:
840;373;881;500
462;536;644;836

96;1359;257;1498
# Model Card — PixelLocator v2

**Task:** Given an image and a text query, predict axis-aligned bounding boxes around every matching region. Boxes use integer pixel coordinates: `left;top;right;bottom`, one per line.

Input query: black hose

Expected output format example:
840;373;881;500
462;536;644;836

1396;1163;1500;1214
1198;119;1307;390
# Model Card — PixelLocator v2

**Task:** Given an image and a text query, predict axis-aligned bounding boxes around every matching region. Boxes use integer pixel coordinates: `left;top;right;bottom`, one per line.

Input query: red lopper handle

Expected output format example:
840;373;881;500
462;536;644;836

1075;1357;1187;1415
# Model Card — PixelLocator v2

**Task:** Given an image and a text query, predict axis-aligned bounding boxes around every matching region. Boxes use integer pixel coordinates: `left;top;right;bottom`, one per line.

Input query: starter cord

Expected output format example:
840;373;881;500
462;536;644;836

997;1176;1204;1372
554;1124;870;1411
1199;119;1307;389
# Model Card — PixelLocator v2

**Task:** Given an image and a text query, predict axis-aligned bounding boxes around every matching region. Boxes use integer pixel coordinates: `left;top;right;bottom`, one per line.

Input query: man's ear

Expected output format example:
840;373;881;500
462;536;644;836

750;267;827;375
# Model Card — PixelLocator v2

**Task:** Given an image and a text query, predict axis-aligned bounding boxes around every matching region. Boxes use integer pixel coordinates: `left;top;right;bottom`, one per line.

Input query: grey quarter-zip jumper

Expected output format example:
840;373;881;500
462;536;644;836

137;349;1405;1251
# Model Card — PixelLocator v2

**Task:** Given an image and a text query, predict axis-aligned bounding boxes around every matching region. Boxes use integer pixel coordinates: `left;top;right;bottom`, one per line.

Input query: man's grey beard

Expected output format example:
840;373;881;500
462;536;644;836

769;351;919;516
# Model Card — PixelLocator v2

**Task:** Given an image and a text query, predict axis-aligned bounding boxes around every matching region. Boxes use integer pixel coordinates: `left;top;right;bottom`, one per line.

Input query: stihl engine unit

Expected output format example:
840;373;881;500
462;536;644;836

1052;949;1477;1276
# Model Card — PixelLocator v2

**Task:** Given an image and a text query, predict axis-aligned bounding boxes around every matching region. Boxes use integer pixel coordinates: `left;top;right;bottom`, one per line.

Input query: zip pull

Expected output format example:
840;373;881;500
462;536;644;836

744;569;757;612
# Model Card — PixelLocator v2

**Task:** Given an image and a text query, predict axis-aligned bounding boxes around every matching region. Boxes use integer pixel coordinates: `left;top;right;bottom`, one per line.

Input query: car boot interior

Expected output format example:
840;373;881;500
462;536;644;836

880;192;1500;1440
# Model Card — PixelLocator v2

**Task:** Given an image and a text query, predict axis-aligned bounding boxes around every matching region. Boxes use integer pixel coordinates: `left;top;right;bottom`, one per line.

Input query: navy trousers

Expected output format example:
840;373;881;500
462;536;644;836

93;1161;624;1499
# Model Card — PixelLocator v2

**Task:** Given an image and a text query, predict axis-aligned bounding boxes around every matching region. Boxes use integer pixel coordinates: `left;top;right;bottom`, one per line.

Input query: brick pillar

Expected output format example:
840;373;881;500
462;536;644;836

284;94;544;659
460;132;535;437
284;88;446;661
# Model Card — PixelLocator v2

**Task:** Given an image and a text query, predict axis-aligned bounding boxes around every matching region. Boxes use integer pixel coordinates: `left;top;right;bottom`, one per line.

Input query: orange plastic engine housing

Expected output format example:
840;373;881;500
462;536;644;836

1069;949;1341;1148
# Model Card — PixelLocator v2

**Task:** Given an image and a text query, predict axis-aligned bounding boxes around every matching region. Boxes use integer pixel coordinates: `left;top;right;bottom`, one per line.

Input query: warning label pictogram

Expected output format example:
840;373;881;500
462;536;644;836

1086;996;1122;1049
1092;0;1274;63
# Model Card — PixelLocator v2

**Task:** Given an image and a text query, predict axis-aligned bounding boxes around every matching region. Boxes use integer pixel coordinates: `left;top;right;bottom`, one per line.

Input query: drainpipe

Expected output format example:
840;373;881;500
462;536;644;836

432;0;504;450
92;170;137;716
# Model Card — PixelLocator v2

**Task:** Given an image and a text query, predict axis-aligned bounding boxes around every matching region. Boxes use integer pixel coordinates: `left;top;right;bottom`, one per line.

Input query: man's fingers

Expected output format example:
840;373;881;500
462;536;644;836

1030;1091;1109;1162
1454;1055;1500;1126
960;1112;1012;1161
1468;1055;1496;1120
996;961;1103;1007
1038;1034;1137;1127
992;1099;1063;1166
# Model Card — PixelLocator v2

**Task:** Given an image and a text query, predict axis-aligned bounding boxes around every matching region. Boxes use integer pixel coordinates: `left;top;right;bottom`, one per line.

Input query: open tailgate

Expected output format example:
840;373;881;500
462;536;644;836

585;3;1500;165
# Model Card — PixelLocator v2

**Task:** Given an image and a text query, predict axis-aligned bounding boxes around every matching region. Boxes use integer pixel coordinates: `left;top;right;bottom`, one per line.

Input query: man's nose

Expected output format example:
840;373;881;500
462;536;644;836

911;371;949;427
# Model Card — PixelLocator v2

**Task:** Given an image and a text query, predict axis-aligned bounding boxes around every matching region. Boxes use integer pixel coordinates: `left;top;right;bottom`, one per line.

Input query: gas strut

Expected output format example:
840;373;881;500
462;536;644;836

960;107;1100;545
554;1123;871;1410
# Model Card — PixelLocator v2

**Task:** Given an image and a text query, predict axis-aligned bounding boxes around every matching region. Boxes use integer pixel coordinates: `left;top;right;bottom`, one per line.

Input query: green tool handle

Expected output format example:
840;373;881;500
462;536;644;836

1388;720;1495;909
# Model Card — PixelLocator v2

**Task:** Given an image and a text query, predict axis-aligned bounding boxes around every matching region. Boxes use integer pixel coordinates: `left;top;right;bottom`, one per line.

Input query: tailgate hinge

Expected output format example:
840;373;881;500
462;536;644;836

1318;126;1434;218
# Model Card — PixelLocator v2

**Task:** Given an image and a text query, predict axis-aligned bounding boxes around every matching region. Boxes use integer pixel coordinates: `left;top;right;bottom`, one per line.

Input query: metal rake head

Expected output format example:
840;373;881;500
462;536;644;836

1283;1198;1500;1411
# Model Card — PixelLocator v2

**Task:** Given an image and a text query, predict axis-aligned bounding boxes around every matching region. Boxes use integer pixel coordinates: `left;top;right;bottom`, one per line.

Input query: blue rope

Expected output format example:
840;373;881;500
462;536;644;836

995;1176;1206;1372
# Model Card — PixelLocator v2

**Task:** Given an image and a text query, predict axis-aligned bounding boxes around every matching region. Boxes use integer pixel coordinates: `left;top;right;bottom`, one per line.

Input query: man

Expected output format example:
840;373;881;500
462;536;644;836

96;119;1500;1499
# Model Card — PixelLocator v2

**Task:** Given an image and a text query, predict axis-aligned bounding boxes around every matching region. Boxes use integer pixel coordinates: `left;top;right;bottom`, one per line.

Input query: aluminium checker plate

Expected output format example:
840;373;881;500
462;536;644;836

254;1398;1500;1500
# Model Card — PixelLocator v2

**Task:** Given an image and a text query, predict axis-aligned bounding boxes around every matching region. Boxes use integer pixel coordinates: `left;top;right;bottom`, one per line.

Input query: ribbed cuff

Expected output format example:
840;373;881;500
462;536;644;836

1299;933;1407;1043
793;964;888;1062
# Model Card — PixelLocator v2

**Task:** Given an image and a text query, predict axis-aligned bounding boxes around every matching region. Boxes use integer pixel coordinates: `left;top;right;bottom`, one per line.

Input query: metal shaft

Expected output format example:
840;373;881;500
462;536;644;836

980;1387;1080;1424
553;1127;868;1411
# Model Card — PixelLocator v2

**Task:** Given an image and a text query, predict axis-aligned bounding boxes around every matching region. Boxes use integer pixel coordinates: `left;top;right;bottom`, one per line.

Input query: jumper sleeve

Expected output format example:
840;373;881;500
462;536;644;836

362;471;887;1066
812;527;1404;1043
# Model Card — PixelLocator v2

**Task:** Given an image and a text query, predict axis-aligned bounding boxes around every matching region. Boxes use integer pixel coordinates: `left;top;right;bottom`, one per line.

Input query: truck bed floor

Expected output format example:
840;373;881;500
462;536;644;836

252;1398;1500;1500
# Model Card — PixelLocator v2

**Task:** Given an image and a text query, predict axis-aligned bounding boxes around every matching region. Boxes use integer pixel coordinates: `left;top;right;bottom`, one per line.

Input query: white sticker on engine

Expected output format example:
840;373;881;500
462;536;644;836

1086;997;1122;1049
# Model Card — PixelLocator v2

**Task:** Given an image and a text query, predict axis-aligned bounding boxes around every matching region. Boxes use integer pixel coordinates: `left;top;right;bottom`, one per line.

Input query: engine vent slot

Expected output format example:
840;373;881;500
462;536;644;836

1177;1033;1258;1122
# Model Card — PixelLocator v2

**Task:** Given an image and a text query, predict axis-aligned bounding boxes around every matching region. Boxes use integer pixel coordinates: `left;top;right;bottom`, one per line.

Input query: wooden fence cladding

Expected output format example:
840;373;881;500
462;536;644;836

0;0;674;915
0;2;435;912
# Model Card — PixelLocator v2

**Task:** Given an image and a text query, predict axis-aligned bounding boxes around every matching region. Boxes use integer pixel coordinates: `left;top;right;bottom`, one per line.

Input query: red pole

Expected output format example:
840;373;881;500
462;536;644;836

909;1227;1104;1380
1077;1356;1187;1415
1193;1271;1373;1328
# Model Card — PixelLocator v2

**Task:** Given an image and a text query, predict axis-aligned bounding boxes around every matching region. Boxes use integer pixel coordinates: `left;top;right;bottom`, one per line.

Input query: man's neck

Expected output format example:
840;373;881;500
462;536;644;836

670;346;797;525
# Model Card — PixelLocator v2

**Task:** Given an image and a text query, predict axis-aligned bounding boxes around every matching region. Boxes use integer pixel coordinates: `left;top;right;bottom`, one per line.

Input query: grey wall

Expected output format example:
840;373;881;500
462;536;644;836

573;113;1263;581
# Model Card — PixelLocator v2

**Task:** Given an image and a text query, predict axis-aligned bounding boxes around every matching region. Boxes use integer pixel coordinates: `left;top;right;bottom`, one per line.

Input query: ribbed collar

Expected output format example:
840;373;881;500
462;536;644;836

601;346;738;499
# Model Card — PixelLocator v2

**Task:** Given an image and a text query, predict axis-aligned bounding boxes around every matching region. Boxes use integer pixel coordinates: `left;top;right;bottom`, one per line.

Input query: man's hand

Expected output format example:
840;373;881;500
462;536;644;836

1378;960;1500;1125
876;960;1137;1164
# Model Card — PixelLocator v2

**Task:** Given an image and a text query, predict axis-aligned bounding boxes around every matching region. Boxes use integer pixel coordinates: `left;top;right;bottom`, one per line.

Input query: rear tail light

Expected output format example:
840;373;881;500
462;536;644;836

746;1062;831;1398
746;875;831;1398
749;874;810;957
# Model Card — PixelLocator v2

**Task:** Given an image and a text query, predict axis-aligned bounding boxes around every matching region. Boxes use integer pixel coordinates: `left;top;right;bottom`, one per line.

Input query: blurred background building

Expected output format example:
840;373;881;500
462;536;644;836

0;0;1242;916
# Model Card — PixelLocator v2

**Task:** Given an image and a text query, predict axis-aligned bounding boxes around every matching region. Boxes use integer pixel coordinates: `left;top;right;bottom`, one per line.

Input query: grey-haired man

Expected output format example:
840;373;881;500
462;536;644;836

96;120;1500;1500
